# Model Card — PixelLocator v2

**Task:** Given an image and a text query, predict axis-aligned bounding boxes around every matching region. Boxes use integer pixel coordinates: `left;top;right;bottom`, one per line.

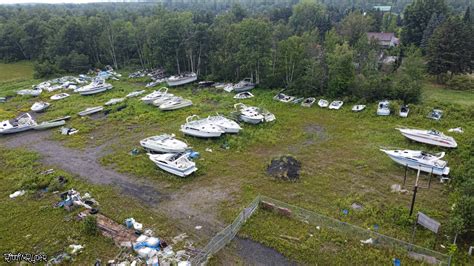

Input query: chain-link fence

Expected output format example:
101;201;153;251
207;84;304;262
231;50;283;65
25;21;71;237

190;195;450;265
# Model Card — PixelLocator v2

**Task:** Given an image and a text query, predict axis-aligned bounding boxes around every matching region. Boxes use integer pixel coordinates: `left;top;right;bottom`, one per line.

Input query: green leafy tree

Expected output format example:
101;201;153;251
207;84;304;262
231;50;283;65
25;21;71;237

420;13;445;52
337;11;374;46
289;0;327;35
327;42;355;97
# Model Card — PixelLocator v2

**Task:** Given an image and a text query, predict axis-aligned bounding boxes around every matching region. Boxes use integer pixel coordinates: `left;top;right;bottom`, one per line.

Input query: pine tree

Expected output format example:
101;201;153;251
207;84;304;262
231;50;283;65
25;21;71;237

464;6;472;24
420;13;444;52
427;17;474;80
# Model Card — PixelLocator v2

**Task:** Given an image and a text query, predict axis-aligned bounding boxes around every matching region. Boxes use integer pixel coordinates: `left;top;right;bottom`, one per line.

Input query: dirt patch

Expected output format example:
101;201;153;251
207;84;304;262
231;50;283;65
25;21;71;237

304;124;328;141
267;156;301;181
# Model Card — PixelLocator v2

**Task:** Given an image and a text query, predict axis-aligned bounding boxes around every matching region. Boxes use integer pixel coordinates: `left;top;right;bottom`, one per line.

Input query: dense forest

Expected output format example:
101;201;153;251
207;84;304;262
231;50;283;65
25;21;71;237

0;0;473;246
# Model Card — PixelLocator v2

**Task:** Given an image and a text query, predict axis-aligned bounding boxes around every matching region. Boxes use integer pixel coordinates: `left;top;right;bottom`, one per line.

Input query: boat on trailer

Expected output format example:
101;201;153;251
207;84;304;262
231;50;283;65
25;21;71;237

380;149;450;176
396;128;457;148
140;134;188;153
148;152;197;177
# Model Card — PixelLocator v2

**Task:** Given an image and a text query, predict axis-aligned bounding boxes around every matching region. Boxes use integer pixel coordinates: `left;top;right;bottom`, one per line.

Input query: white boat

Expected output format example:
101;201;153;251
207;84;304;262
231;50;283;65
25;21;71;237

234;103;275;124
126;90;146;98
318;99;329;108
166;73;197;87
0;97;6;103
148;152;197;177
159;97;192;111
207;114;241;133
223;84;234;92
233;78;255;92
31;101;50;112
427;109;443;121
301;97;316;107
76;81;113;95
380;149;450;176
140;134;188;153
50;93;70;100
329;100;343;110
17;88;42;96
78;106;104;116
34;120;66;130
400;105;409;118
234;91;254;99
105;98;125;106
0;113;37;134
397;128;457;148
152;94;175;107
273;93;295;103
377;100;390;116
141;87;170;104
45;84;63;92
180;115;224;138
352;105;366;112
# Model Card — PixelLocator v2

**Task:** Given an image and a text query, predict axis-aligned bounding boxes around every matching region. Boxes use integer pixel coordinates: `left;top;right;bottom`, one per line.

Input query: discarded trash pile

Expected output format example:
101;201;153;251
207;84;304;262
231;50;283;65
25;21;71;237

56;189;99;212
267;156;301;181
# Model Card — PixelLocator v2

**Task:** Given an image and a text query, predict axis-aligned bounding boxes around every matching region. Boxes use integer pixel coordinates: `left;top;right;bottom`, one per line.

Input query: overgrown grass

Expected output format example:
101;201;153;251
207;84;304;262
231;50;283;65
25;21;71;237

0;63;473;264
0;61;34;83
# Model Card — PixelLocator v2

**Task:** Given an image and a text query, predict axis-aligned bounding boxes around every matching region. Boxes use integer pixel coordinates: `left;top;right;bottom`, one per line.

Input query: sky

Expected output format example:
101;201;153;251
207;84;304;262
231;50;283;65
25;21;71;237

0;0;108;3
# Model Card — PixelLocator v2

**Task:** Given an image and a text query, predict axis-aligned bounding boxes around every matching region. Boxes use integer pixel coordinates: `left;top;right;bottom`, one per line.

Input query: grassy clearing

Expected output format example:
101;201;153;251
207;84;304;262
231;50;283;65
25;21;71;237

0;148;178;264
0;63;473;264
0;61;34;83
423;81;474;107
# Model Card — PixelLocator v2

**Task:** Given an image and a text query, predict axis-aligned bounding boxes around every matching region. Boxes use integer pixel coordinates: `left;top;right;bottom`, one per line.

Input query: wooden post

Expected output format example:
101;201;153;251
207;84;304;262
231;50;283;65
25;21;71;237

409;168;421;216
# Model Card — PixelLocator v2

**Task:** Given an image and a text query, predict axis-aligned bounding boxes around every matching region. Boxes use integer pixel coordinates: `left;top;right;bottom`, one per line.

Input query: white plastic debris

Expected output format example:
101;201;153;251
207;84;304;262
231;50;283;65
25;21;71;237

391;184;408;194
69;244;84;255
360;238;374;245
195;225;202;230
178;261;191;266
448;127;464;133
9;190;26;199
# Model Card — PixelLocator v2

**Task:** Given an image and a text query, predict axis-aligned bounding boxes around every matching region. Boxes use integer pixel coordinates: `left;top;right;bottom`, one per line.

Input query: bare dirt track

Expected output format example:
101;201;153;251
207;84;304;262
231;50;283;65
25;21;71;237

1;130;295;265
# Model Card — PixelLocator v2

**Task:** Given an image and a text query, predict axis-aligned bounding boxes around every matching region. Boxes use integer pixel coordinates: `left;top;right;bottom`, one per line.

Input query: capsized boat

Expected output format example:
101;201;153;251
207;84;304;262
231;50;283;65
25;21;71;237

166;73;197;87
427;109;443;121
318;99;329;108
377;100;390;116
0;113;37;134
148;152;197;177
180;115;224;138
380;149;450;176
141;87;170;104
78;106;104;116
329;100;343;110
301;97;316;107
34;119;66;130
233;78;255;92
105;98;125;106
50;93;70;100
396;128;457;148
126;90;146;98
399;105;409;118
140;134;188;153
159;97;192;111
207;114;241;133
352;105;366;112
17;88;42;96
31;101;50;113
273;93;295;103
76;80;113;95
234;91;254;99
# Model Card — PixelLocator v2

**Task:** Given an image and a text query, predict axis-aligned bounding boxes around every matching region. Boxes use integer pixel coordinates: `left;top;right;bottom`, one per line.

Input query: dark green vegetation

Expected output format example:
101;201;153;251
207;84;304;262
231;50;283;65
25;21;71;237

0;0;472;103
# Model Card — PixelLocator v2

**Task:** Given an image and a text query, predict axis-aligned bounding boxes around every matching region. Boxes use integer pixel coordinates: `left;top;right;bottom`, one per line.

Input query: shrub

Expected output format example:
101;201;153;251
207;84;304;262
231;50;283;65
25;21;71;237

446;75;474;91
82;215;98;236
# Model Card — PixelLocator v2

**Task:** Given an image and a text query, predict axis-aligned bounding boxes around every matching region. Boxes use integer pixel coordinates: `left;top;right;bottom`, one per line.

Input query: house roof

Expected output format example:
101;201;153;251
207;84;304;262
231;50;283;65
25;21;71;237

367;32;396;42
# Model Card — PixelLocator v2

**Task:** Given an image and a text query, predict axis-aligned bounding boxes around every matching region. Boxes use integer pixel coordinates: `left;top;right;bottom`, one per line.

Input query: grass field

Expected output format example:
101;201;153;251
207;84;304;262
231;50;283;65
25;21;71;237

0;62;473;264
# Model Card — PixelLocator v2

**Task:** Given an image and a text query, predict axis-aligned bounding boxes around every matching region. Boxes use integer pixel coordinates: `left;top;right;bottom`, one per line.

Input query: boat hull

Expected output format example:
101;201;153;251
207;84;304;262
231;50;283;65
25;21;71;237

399;130;457;148
180;127;223;138
159;102;192;111
167;76;197;87
34;120;66;130
79;88;108;95
385;153;449;176
240;115;263;124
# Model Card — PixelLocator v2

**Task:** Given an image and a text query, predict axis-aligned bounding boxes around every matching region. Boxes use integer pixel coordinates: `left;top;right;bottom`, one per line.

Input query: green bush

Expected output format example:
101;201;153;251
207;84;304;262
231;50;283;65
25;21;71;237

446;75;474;91
82;215;98;236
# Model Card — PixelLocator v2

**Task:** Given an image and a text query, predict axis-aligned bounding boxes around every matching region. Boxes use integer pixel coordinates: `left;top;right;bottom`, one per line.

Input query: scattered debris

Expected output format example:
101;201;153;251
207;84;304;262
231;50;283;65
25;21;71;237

391;184;408;194
360;238;374;245
205;148;213;153
194;225;202;230
427;109;443;121
61;127;79;135
9;190;26;199
448;127;464;133
68;244;84;255
342;209;349;215
125;218;143;231
267;156;301;181
351;203;363;211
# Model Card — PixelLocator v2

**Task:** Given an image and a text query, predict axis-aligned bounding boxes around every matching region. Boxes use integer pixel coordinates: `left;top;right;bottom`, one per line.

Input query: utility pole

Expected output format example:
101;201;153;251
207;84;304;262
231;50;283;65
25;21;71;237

409;167;421;216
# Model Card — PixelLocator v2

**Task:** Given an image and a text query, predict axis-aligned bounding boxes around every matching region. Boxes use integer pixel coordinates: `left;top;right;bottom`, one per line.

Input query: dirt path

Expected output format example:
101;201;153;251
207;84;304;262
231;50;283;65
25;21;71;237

0;130;295;264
